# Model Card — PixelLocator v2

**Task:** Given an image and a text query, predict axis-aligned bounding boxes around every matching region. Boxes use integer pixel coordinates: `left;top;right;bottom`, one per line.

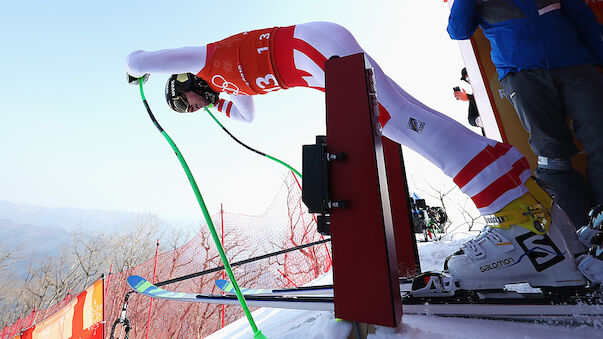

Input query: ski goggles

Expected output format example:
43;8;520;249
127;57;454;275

170;94;190;113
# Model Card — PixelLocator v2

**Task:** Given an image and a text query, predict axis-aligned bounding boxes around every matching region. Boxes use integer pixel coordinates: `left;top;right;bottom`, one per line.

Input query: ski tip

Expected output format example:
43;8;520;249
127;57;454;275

215;279;234;293
127;275;147;290
215;279;240;294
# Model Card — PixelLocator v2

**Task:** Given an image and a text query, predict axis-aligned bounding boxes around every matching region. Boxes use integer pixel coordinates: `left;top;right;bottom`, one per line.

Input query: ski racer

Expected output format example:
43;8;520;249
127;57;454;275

126;21;602;291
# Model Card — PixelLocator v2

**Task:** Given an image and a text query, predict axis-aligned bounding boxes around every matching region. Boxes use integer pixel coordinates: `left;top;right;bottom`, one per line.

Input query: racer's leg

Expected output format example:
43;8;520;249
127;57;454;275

291;22;529;214
289;23;595;288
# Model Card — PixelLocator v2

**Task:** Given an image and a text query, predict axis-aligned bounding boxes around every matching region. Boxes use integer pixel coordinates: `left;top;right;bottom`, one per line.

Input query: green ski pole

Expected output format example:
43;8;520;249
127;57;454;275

137;79;268;339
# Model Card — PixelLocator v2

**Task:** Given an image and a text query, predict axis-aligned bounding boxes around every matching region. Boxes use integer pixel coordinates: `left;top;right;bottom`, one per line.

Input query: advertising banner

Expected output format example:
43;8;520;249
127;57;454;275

19;279;103;339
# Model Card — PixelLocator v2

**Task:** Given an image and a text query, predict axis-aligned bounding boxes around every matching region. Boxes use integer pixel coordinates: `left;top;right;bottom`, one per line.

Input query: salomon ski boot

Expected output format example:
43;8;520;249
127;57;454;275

444;178;587;291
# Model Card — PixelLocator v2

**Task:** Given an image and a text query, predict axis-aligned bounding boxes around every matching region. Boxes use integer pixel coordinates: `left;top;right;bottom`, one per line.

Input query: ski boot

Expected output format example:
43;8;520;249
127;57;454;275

576;204;603;288
442;178;587;291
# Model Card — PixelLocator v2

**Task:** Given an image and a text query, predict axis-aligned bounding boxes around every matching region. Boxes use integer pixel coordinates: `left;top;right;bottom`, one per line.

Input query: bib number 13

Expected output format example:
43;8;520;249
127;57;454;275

256;74;280;92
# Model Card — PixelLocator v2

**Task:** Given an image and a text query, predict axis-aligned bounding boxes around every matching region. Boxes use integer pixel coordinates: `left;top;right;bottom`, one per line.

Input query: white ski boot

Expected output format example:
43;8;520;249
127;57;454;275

444;178;587;291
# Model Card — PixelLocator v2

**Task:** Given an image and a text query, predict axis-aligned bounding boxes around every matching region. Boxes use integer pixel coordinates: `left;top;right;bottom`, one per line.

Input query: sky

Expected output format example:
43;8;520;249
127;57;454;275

0;0;481;220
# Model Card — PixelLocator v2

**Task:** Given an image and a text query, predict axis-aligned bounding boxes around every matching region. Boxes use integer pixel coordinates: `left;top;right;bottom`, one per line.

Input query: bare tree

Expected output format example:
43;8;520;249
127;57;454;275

110;214;163;272
164;226;191;251
455;196;486;234
22;249;76;309
0;214;165;328
72;231;112;290
0;246;20;325
0;245;16;272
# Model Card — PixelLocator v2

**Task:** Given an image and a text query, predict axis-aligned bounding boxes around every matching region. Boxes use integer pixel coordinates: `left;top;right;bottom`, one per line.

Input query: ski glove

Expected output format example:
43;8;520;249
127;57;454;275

126;73;150;85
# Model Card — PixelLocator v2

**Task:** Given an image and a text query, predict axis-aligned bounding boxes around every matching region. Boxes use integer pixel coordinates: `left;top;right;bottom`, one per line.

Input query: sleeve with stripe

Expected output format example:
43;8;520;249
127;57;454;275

214;95;255;123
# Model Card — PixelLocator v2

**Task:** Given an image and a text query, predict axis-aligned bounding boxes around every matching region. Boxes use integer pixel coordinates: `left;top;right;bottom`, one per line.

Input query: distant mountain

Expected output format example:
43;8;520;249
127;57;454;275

0;218;71;255
0;200;202;249
0;200;174;234
0;201;201;278
0;218;73;277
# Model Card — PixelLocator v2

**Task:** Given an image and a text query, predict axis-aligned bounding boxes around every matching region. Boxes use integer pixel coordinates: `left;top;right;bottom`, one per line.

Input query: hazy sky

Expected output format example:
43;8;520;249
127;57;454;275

1;0;480;219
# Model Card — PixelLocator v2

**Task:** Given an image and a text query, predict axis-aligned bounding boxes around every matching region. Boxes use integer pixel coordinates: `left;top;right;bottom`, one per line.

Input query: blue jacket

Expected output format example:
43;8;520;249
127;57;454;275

448;0;603;80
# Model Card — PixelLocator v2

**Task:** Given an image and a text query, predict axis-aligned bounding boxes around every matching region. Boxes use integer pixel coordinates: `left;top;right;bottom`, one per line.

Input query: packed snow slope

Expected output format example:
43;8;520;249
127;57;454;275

207;235;602;339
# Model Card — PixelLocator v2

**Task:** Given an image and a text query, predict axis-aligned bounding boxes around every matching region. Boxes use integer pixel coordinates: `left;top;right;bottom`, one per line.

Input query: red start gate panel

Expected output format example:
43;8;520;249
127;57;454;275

325;54;402;327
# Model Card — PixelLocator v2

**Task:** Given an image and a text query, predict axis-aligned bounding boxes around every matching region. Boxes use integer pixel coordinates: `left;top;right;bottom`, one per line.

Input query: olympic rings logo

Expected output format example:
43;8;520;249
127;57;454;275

211;75;250;96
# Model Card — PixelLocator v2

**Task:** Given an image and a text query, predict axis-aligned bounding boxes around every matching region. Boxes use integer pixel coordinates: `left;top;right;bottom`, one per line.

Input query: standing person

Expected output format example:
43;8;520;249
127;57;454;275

448;0;603;230
127;21;601;289
453;67;484;134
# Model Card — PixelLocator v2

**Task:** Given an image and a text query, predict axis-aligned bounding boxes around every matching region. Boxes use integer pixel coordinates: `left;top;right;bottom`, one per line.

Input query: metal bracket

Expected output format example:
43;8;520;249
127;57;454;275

302;136;346;235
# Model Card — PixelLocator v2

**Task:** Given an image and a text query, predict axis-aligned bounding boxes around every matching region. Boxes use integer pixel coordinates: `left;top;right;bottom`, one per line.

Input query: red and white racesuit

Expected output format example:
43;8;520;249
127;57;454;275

127;22;531;215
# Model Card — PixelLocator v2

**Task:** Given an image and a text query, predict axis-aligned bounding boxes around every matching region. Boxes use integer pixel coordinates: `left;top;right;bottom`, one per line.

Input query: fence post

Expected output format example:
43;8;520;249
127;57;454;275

14;316;22;338
29;307;36;328
144;239;160;339
105;264;113;296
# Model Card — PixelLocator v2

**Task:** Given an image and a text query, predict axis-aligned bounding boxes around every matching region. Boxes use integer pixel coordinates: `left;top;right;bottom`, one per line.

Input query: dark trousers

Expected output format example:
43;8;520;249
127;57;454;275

500;65;603;227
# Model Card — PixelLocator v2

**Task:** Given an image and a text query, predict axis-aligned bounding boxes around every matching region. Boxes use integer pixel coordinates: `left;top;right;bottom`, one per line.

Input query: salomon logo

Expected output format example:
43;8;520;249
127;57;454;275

480;257;515;272
514;232;565;272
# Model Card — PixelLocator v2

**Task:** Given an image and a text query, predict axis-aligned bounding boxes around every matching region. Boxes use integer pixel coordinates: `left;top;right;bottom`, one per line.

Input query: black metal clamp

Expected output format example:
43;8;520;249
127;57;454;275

302;136;347;235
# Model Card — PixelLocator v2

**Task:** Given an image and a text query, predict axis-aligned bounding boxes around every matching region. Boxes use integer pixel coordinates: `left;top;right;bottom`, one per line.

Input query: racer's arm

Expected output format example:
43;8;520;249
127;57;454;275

214;95;255;123
126;47;207;77
562;0;603;66
448;0;480;40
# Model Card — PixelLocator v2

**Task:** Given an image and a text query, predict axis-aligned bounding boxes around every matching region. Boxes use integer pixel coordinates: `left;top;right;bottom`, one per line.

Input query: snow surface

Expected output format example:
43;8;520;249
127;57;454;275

207;236;602;339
